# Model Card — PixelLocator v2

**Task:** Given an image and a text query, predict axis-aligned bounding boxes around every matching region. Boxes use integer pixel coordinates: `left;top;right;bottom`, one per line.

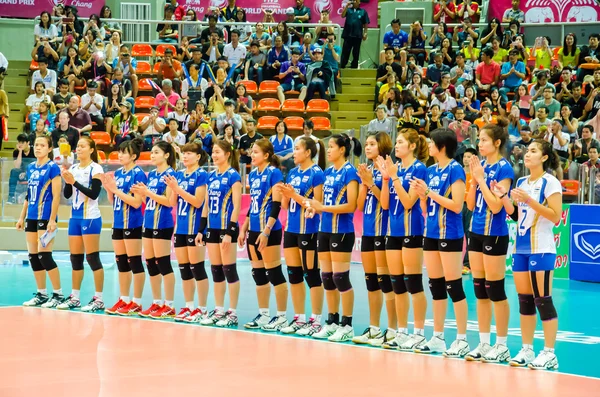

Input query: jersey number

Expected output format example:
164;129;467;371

28;186;37;202
476;192;484;213
365;196;374;215
290;200;297;213
114;197;122;211
251;196;259;214
428;201;437;217
209;196;219;214
178;199;189;217
324;193;333;207
146;199;156;211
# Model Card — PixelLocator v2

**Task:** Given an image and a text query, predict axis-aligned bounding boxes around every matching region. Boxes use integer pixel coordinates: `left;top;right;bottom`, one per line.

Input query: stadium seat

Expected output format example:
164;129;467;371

97;150;106;161
131;44;153;57
306;99;329;114
553;47;561;60
283;116;304;131
74;79;87;92
29;60;39;71
136;61;152;74
155;44;177;57
258;98;281;112
108;151;120;161
90;131;111;146
238;80;258;94
138;78;153;91
527;83;535;93
259;80;280;94
257;116;279;131
282;99;305;115
138;151;152;161
310;117;331;131
135;96;155;109
561;180;579;200
153;63;161;74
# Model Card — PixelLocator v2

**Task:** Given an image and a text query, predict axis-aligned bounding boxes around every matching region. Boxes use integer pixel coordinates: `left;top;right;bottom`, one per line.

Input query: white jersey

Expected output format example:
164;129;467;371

70;162;104;220
514;173;562;255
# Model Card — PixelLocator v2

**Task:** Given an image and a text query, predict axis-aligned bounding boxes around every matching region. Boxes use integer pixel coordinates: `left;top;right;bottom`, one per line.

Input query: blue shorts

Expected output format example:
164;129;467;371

68;218;103;236
280;82;305;92
512;253;556;272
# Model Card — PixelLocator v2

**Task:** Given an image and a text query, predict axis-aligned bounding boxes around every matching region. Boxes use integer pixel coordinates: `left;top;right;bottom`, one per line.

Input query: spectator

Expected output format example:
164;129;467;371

52;110;79;149
155;79;181;119
499;49;527;102
155;48;182;94
277;49;307;104
559;104;580;140
490;36;508;64
113;102;139;146
453;17;479;48
558;33;580;70
82;50;112;94
235;84;253;121
30;118;49;144
433;0;456;26
368;105;394;133
156;5;179;44
425;104;444;134
113;46;139;98
383;87;402;117
100;5;122;39
315;9;334;46
512;84;532;120
0;50;7;80
61;46;84;94
502;0;525;23
578;33;599;81
450;52;474;87
219;123;240;150
105;82;123;135
566;81;588;121
31;57;57;95
449;107;472;143
82;14;106;42
294;0;312;35
487;88;507;117
474;103;498;129
167;0;187;21
299;32;317;65
584;68;600;98
380;18;408;64
583;146;600;203
304;47;334;103
181;9;201;43
295;120;323;166
250;22;272;51
507;105;527;142
529;71;553;100
502;20;521;49
26;81;52;113
459;37;481;67
378;73;402;104
140;106;167;149
34;11;59;46
408;72;429;104
270;120;295;173
585;83;600;121
432;72;455;98
201;32;225;65
340;0;370;69
80;80;104;129
480;18;502;47
167;98;190;135
377;47;403;96
59;95;92;136
232;9;252;45
177;36;193;63
574;125;599;163
458;85;480;122
111;68;134;107
198;15;224;45
407;21;427;66
531;36;553;72
516;125;533;147
556;67;576;102
272;21;293;49
184;47;204;71
267;36;290;81
529;107;553;136
181;64;209;111
221;0;240;23
28;100;55;134
401;53;423;87
64;6;84;40
104;31;123;65
163;118;187;146
216;99;243;135
456;0;479;23
429;22;452;50
191;122;214;157
461;146;478;273
397;102;421;131
532;86;561;119
432;38;455;68
7;134;36;204
475;47;500;99
545;119;570;163
245;41;266;84
223;29;247;81
430;86;458;116
284;9;303;46
206;82;228;116
187;100;210;135
0;86;8;150
238;118;263;166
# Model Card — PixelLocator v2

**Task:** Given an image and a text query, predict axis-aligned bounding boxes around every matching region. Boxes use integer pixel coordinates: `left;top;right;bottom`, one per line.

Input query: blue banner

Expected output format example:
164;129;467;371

570;204;600;282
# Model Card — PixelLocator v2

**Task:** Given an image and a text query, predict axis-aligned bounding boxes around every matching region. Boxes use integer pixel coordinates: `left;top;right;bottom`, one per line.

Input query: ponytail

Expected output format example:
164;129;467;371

153;140;177;169
253;138;280;168
330;133;362;158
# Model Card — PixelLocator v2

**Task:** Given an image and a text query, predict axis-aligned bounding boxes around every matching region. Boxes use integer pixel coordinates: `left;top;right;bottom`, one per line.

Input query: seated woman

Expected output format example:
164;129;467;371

104;82;123;135
104;31;122;65
61;46;85;94
112;101;138;146
28;100;56;134
457;85;480;122
233;9;252;45
235;83;254;121
34;11;59;48
100;5;122;40
82;14;106;43
249;22;272;52
511;84;533;121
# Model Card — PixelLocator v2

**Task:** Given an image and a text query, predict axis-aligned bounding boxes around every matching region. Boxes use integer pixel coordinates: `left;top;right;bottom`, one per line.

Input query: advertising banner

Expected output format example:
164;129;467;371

570;204;600;282
0;0;105;19
489;0;600;23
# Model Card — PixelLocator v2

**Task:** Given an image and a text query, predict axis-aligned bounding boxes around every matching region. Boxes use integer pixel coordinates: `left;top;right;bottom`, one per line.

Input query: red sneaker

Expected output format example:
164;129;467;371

140;303;162;318
174;307;192;322
106;299;128;315
117;301;142;316
150;305;176;319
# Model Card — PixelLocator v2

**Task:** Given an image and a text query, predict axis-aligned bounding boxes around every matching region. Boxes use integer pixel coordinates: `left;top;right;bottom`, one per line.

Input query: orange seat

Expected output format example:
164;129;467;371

561;180;579;196
553;47;561;61
155;44;177;57
422;68;427;78
238;80;258;94
108;151;120;161
90;131;111;146
257;116;280;130
527;83;535;93
131;44;154;57
310;116;331;131
135;96;155;109
259;80;280;94
282;99;305;113
153;63;161;74
138;151;152;161
74;80;87;91
138;78;153;91
97;150;106;161
136;61;152;74
30;60;39;71
306;99;329;113
283;116;304;131
258;98;281;112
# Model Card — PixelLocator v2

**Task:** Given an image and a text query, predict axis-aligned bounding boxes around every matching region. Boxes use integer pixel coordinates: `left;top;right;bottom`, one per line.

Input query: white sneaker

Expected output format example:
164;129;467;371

302;320;324;337
509;347;536;367
465;342;492;362
399;333;426;352
261;315;288;332
200;309;225;326
56;295;81;310
369;329;396;347
41;293;65;309
312;322;338;339
183;308;207;323
414;335;446;354
482;343;511;363
81;297;105;313
328;324;354;342
244;313;270;329
528;350;559;371
23;292;49;307
352;326;382;345
382;331;410;350
444;339;470;358
280;316;305;334
215;311;238;327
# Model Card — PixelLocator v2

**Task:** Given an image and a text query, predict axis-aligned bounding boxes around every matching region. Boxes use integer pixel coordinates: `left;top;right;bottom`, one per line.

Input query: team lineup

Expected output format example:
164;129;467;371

16;121;563;371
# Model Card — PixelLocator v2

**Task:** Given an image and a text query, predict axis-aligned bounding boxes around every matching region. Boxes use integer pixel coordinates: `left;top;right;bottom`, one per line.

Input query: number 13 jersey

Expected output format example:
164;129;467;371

113;165;148;229
206;167;241;230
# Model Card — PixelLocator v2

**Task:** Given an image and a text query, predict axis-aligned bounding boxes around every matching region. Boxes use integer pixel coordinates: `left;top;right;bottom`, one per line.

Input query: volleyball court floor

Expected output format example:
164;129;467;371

1;252;599;396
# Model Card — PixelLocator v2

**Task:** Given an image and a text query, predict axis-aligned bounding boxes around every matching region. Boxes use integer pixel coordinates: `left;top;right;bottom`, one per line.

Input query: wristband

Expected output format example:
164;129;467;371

425;188;430;196
382;176;390;181
199;216;207;231
499;192;507;199
368;183;375;190
392;177;399;183
226;221;239;237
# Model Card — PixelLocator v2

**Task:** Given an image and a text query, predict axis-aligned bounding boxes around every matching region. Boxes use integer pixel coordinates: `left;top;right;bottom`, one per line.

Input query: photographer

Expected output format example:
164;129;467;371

155;48;182;94
407;20;427;67
322;32;341;80
304;47;334;103
284;8;303;46
82;49;112;94
452;17;479;48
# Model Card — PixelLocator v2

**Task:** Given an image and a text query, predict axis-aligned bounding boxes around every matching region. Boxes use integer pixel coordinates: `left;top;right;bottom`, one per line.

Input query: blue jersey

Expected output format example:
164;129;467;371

175;168;208;235
26;160;61;221
285;164;325;234
362;167;388;237
424;160;466;240
470;158;514;236
249;165;283;232
113;165;148;229
270;134;294;157
383;30;409;49
207;167;241;230
143;167;175;230
388;160;427;237
320;162;360;234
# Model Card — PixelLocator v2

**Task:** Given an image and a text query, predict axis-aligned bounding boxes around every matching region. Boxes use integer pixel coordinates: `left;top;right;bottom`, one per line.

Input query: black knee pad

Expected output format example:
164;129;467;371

157;256;173;276
71;253;85;271
86;252;103;271
485;279;507;302
404;274;424;294
446;278;466;303
378;274;393;294
128;256;145;274
115;254;130;273
287;266;304;285
223;264;239;283
146;258;160;277
333;271;352;292
190;261;207;281
518;294;536;315
429;277;447;301
252;267;269;286
267;265;286;286
365;272;380;292
304;267;322;288
211;265;225;282
391;274;407;295
322;271;335;291
38;252;57;271
535;296;558;321
29;254;44;272
179;263;193;281
473;277;488;300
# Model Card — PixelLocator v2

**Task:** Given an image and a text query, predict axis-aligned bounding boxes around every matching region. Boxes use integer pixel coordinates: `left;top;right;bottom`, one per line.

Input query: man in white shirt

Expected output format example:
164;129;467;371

30;57;57;95
163;118;187;146
216;99;243;135
181;63;209;111
223;29;247;82
546;118;570;158
80;80;105;129
430;86;458;116
367;104;394;134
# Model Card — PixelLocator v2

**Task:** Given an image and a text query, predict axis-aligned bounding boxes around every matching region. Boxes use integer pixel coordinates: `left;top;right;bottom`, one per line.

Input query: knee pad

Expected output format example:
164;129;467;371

179;263;193;281
223;264;239;283
378;274;393;294
446;278;466;303
304;267;322;288
38;252;57;271
86;252;103;272
71;253;85;271
390;274;407;295
115;254;130;273
404;274;424;294
365;272;380;292
157;256;173;276
473;277;488;300
128;256;145;274
267;265;286;287
535;296;558;321
146;258;160;277
190;261;207;281
322;272;335;291
287;266;304;285
211;265;225;282
428;277;447;301
485;279;507;302
333;271;352;292
518;294;536;315
29;253;44;272
252;267;269;286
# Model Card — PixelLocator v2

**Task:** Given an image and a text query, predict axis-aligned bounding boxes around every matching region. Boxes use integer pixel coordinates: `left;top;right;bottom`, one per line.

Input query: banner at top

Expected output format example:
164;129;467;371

489;0;600;23
0;0;105;19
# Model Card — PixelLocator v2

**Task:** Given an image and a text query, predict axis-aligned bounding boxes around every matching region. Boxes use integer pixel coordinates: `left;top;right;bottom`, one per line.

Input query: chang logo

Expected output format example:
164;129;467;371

116;178;124;188
573;230;600;261
180;181;188;191
325;176;335;186
209;180;221;190
30;170;40;181
430;176;440;187
251;178;261;189
291;176;301;186
149;178;158;188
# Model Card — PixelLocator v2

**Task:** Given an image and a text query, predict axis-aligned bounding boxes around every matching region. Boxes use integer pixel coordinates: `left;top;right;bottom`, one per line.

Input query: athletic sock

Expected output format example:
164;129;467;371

38;289;47;295
216;306;225;313
523;344;533;350
95;291;103;300
414;328;424;336
544;347;555;353
277;311;286;316
153;299;162;305
313;314;322;324
496;336;507;345
457;334;466;341
121;296;130;303
259;308;269;316
186;301;194;310
398;328;408;334
165;300;174;308
433;331;444;339
480;332;491;345
297;314;306;322
228;308;237;314
72;289;80;299
132;297;142;305
54;288;62;296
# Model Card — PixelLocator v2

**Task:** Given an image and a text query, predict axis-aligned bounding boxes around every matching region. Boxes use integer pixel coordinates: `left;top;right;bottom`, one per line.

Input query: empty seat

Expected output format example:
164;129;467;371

282;99;305;114
310;116;331;131
138;78;153;91
90;131;111;145
155;44;177;57
108;151;120;161
306;99;329;113
29;60;39;71
138;151;152;161
259;80;280;94
258;98;281;112
136;61;152;74
135;96;155;109
238;80;258;94
131;44;153;57
257;116;280;131
97;150;107;161
283;116;304;131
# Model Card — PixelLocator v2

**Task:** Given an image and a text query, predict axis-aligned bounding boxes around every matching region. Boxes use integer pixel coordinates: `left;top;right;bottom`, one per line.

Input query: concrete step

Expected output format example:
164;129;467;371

333;120;363;131
333;93;374;103
340;77;375;88
332;111;374;122
6;68;30;78
331;102;374;112
4;85;29;97
338;85;376;95
341;68;377;78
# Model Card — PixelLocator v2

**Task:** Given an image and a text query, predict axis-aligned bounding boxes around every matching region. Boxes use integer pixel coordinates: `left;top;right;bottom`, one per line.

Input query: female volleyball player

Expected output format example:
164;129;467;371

57;137;105;312
18;136;63;308
165;142;209;322
306;133;361;343
197;139;242;327
352;132;397;346
465;121;514;362
279;137;325;336
239;139;288;331
377;128;429;351
492;140;562;370
104;138;148;316
410;128;469;357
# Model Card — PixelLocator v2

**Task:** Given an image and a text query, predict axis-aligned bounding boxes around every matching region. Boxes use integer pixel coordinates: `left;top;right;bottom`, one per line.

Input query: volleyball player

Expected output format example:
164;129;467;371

409;128;469;357
165;142;209;322
377;128;429;350
104;138;148;316
18;136;63;308
133;141;177;319
464;121;514;362
492;140;562;370
239;139;288;331
353;132;397;346
306;133;361;343
279;137;325;336
56;137;105;311
197;140;242;327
